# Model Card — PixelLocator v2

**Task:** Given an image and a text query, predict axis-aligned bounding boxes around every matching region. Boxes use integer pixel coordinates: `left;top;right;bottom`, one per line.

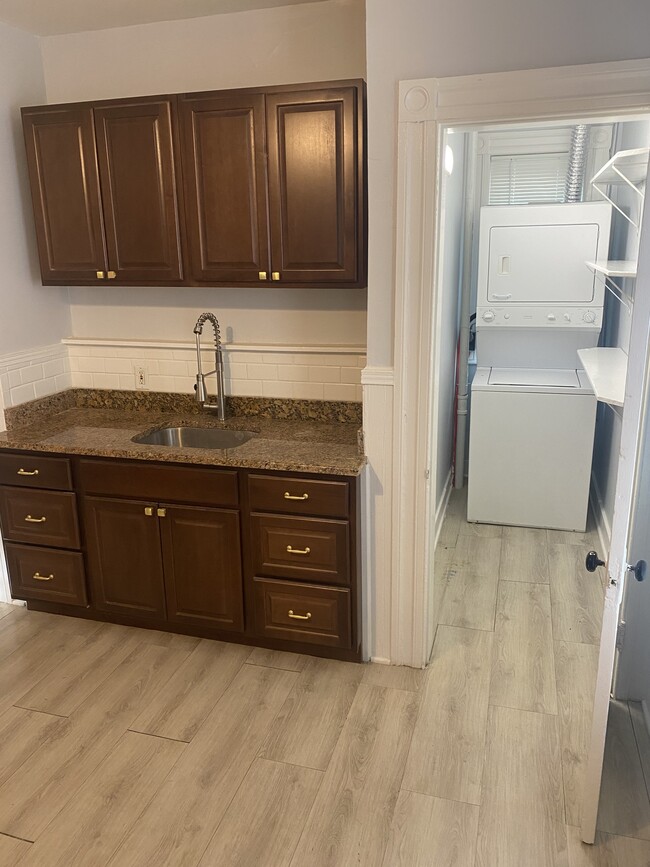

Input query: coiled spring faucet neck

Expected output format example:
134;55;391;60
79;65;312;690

193;312;226;421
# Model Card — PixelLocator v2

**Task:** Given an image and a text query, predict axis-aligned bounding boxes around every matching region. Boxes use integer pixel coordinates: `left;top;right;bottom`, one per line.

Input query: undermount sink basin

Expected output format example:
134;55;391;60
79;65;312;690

132;426;256;449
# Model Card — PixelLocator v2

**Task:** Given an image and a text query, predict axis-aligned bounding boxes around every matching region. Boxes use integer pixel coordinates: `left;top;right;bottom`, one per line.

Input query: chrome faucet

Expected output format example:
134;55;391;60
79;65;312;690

193;312;226;421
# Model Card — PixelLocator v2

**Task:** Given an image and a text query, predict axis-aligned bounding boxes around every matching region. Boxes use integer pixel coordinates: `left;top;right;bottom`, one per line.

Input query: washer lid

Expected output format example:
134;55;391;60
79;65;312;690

488;367;582;388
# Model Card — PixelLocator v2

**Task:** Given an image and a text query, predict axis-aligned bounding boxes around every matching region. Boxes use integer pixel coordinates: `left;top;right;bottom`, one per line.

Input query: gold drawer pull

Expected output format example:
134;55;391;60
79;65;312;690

288;610;312;621
17;468;39;476
33;573;54;582
284;492;309;501
287;545;311;556
25;515;47;523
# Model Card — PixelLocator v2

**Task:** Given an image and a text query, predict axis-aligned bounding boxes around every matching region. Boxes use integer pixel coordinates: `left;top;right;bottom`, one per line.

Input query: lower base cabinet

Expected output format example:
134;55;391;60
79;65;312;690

0;452;361;662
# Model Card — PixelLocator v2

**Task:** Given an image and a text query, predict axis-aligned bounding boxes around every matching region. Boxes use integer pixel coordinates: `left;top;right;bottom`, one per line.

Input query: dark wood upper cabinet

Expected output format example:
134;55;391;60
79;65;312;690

180;92;269;284
94;99;183;283
21;106;107;283
21;80;366;288
266;86;362;285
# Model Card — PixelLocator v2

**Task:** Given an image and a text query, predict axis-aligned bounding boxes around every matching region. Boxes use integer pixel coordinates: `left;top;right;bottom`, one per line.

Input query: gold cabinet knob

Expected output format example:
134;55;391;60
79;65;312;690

107;271;117;280
96;271;105;279
258;271;268;281
271;272;281;281
144;506;154;517
156;508;167;518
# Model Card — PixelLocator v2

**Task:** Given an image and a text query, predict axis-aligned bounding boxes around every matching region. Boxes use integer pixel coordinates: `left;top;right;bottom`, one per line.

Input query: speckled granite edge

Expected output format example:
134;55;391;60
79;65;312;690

5;389;363;430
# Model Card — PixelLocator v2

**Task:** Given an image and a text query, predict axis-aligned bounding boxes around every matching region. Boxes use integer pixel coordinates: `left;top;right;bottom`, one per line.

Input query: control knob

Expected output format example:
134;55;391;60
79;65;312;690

583;310;597;324
482;310;496;323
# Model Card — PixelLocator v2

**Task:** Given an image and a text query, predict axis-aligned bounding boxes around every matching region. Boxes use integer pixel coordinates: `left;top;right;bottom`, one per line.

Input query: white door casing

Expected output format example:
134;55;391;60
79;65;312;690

383;59;650;668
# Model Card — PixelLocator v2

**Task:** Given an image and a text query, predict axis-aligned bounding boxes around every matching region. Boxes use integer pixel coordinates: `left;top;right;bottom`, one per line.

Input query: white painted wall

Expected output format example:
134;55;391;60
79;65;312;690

365;0;650;368
435;132;465;507
591;119;650;543
38;0;367;349
0;20;71;358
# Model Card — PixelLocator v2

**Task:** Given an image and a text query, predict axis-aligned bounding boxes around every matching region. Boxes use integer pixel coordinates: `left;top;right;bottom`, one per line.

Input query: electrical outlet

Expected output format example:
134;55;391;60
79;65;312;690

135;365;148;389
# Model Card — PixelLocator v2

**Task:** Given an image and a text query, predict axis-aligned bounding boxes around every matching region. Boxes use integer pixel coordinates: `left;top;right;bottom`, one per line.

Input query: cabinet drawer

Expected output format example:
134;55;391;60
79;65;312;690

251;513;349;586
248;474;348;518
253;577;351;649
0;454;72;491
78;459;238;507
5;543;87;606
0;487;80;549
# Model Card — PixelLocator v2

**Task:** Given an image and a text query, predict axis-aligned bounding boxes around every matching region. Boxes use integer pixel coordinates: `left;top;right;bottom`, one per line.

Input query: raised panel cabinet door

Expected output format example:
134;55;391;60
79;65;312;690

94;99;183;282
265;85;363;286
21;105;107;283
179;92;270;283
160;505;244;631
83;496;166;620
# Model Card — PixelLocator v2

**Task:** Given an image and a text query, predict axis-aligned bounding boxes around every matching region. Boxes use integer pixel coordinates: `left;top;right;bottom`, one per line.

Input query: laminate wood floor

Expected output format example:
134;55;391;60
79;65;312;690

0;488;637;866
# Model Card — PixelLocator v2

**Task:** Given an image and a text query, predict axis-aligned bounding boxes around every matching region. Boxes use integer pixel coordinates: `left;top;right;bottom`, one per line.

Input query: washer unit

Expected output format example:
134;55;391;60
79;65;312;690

467;202;611;531
467;367;597;530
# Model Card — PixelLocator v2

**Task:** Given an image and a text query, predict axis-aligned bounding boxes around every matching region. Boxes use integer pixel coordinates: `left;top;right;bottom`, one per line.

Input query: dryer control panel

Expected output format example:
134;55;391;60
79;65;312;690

476;306;602;329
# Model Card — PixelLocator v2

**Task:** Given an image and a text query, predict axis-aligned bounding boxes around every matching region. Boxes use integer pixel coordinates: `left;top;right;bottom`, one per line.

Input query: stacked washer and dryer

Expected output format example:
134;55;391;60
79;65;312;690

467;202;612;531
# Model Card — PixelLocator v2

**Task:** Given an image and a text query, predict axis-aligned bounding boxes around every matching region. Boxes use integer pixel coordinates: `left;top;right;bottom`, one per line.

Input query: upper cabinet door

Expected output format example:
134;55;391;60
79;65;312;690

94;99;183;283
265;85;364;286
180;93;270;284
21;106;108;284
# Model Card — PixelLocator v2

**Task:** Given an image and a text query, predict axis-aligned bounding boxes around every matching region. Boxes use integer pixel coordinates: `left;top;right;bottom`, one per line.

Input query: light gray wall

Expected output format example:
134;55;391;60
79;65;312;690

0;20;71;359
592;119;650;540
365;0;650;367
39;0;367;348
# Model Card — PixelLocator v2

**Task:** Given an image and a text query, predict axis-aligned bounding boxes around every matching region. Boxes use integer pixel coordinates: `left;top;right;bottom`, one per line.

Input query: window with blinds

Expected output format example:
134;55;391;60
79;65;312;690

488;152;570;205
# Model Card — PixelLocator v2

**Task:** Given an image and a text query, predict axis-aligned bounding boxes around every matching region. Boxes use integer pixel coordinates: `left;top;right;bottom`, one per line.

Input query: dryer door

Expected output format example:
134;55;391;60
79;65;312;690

487;222;599;304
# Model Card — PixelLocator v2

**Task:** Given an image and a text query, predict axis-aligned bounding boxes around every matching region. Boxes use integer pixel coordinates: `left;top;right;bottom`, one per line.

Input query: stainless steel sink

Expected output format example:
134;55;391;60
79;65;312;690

132;426;256;449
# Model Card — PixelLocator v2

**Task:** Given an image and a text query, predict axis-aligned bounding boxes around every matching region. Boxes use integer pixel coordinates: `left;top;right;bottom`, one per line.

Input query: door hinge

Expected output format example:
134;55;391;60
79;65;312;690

425;468;430;480
616;620;627;651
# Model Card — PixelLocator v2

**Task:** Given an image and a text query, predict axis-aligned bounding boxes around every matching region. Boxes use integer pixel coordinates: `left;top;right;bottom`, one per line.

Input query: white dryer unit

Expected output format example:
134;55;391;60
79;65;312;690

467;367;597;531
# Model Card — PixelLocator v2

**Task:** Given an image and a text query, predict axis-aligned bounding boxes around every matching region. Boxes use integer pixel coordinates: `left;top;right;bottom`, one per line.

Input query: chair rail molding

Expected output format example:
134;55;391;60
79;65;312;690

391;58;650;669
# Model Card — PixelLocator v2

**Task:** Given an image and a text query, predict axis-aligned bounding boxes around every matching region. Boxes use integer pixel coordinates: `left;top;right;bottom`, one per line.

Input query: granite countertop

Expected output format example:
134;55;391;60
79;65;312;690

0;391;365;477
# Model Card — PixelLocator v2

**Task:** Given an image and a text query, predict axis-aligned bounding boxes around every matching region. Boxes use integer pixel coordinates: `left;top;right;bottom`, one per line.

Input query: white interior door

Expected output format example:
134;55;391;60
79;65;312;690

581;169;650;844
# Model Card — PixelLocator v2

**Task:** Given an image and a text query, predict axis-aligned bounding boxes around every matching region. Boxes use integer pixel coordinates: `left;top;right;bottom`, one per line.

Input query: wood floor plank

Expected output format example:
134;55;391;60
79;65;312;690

0;610;58;662
476;705;568;867
15;623;142;717
0;833;30;866
499;537;550;583
502;526;548;543
107;664;297;867
433;542;456;625
197;758;322;867
547;514;599;548
247;647;308;671
130;640;250;742
0;625;92;719
438;536;501;631
0;706;67;790
597;701;650;840
555;640;599;827
362;661;425;692
566;823;650;866
457;520;503;538
0;643;189;841
402;625;492;805
630;701;650;800
19;730;185;867
490;581;557;714
549;544;604;645
381;790;479;867
289;683;419;867
0;602;16;620
261;657;363;770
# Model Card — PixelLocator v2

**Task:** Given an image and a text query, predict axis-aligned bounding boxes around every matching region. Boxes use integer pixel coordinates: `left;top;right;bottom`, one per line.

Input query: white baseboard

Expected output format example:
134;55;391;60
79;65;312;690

369;656;391;665
590;470;612;554
434;469;453;549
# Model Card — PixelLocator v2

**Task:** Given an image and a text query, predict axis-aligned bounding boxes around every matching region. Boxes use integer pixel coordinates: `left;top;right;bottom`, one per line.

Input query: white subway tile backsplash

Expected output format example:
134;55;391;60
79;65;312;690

10;383;36;405
158;359;189;377
73;372;93;388
292;382;325;400
103;357;134;375
247;363;277;381
8;370;21;388
230;379;263;396
43;358;65;378
78;356;104;373
92;373;121;390
323;383;358;401
262;352;294;365
262;380;294;398
279;365;310;382
340;367;362;384
21;364;44;385
34;378;57;399
308;366;341;383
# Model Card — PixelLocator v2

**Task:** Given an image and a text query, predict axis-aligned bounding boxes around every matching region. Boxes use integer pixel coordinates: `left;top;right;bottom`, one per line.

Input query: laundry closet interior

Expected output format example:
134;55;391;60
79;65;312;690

432;113;650;840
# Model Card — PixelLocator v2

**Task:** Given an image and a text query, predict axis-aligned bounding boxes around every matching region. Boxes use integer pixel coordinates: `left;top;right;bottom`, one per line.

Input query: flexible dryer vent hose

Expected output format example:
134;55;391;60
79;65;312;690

565;124;590;203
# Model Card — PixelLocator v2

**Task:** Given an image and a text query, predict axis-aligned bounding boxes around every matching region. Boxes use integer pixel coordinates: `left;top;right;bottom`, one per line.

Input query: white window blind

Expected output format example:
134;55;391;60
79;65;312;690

489;152;570;205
